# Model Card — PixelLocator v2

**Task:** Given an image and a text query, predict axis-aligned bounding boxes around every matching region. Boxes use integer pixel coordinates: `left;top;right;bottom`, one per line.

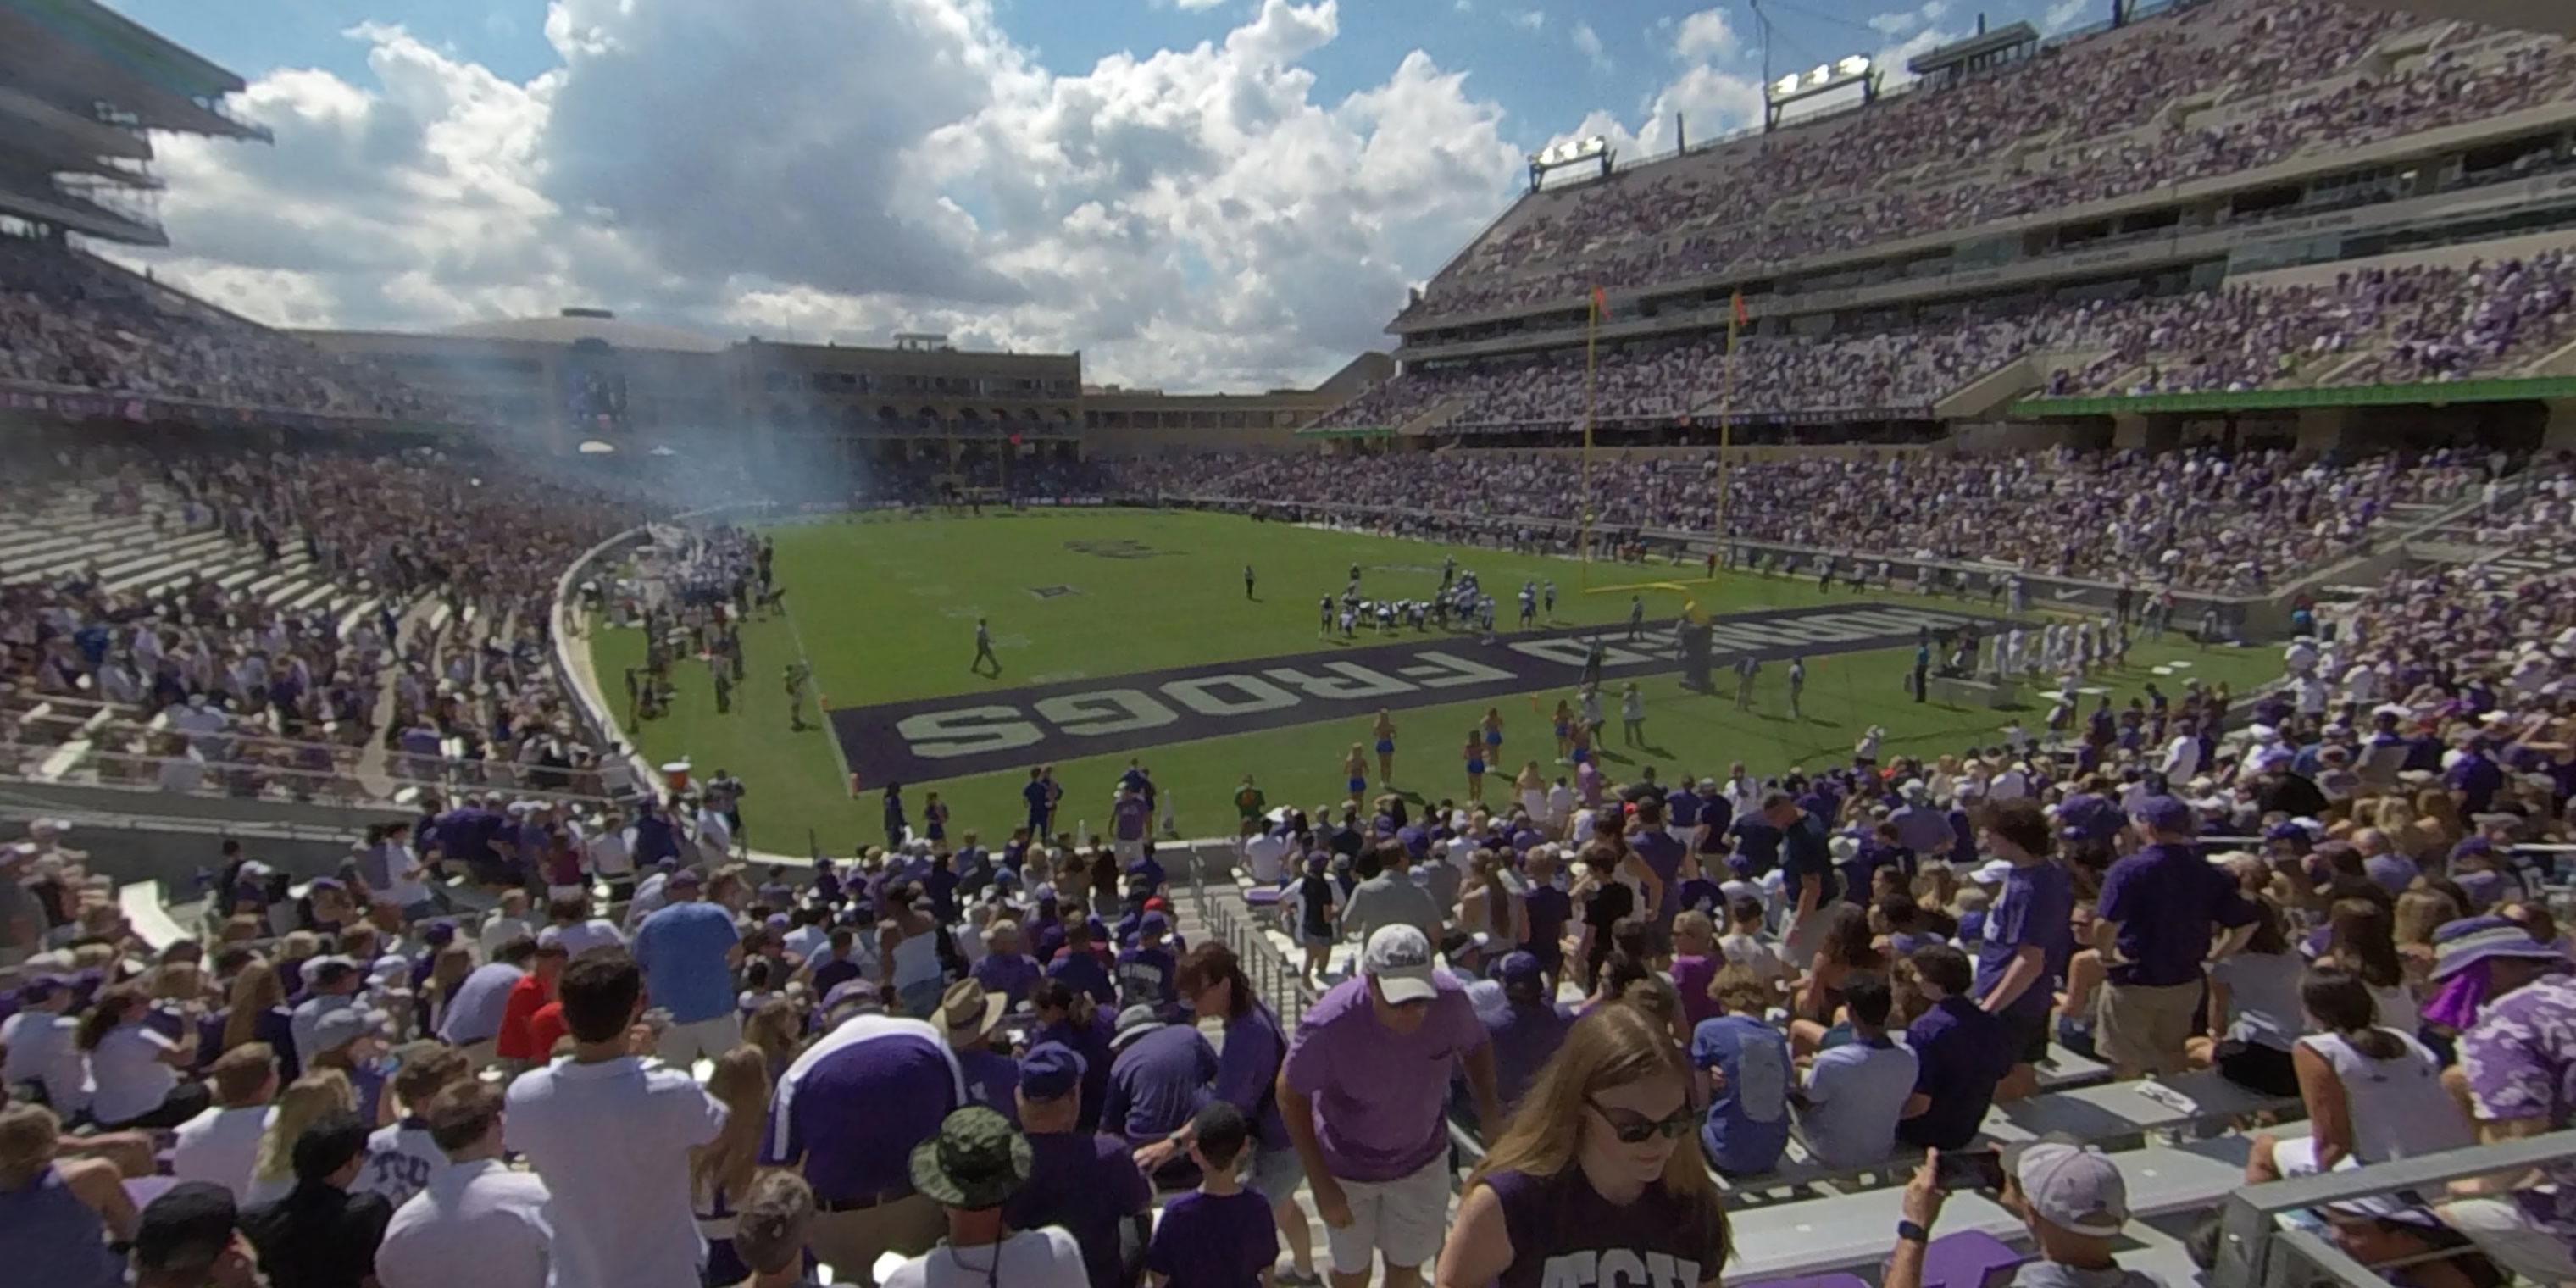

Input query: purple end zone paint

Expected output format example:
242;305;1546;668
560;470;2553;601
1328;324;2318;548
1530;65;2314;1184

831;601;1999;786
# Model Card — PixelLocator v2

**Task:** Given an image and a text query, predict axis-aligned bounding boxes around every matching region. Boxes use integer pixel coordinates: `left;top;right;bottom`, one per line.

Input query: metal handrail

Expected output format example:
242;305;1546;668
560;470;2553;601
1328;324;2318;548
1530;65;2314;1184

2213;1130;2576;1288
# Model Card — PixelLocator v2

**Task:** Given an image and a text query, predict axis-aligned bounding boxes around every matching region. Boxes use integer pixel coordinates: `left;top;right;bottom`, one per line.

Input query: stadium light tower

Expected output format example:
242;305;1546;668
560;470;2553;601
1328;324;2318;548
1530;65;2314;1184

1527;134;1616;192
1763;53;1879;132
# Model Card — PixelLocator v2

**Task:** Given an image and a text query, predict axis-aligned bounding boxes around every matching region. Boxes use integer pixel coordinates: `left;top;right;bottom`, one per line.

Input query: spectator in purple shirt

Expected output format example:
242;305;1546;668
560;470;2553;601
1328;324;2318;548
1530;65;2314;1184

1972;800;2074;1102
1478;952;1576;1115
2435;917;2576;1286
1279;925;1502;1288
938;980;1021;1125
762;1004;963;1285
1102;1004;1219;1186
2094;796;2259;1079
1114;913;1180;1021
1896;944;2012;1152
1003;1043;1152;1288
971;922;1043;1008
1111;787;1152;867
1047;920;1117;1008
1136;943;1319;1287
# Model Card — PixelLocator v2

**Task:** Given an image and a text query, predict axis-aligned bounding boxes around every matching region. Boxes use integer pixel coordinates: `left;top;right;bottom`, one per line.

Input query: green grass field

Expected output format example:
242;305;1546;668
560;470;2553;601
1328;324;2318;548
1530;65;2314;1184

587;510;2280;850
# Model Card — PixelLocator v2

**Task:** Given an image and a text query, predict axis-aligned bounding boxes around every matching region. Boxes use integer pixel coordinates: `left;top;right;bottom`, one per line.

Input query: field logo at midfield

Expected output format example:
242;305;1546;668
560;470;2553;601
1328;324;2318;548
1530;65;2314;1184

1028;585;1081;599
1064;539;1174;559
831;602;1995;786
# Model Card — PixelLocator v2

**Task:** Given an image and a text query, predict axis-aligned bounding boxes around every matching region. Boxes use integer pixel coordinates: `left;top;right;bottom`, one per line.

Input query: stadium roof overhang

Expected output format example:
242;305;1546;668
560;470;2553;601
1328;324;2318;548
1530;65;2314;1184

0;176;164;244
0;1;269;142
2335;0;2576;36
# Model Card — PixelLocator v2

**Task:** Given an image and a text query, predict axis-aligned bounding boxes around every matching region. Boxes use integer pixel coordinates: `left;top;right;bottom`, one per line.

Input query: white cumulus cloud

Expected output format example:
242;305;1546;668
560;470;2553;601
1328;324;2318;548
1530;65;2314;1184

1671;8;1737;61
103;0;1527;392
1574;21;1609;70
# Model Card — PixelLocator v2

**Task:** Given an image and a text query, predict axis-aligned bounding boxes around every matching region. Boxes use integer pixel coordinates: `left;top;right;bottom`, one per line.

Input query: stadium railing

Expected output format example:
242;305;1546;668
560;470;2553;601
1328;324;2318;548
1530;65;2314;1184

549;499;782;795
2211;1131;2576;1288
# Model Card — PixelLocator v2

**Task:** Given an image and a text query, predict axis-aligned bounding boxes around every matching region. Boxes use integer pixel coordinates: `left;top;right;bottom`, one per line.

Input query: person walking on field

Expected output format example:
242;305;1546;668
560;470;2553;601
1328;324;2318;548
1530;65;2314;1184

970;619;1002;677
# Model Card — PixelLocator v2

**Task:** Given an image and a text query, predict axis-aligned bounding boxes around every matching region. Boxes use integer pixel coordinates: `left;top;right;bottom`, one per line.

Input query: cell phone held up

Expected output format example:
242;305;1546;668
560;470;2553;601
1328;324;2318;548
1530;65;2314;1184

1934;1148;2008;1193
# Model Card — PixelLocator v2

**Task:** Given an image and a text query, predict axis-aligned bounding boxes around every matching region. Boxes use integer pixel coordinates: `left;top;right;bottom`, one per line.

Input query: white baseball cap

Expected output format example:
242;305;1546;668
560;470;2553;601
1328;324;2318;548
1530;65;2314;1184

1362;924;1438;1005
2010;1141;2129;1237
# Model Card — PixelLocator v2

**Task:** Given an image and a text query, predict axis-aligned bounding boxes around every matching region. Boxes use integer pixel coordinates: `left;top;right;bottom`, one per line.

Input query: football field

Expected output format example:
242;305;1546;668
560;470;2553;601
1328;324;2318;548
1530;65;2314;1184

586;510;2280;851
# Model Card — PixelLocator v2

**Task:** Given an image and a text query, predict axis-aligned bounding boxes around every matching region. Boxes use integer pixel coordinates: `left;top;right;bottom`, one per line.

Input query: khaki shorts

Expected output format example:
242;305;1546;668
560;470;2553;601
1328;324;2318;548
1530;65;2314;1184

1324;1155;1451;1275
2097;979;2202;1076
809;1193;943;1287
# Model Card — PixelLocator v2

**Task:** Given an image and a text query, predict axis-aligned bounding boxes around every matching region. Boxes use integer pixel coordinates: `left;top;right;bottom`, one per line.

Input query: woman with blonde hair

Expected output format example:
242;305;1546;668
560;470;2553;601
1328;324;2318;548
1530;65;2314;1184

1457;848;1526;947
692;1046;773;1286
0;1102;136;1288
420;943;476;1036
246;1070;356;1205
218;959;302;1080
2408;789;2463;861
2392;887;2463;990
1435;1003;1730;1288
741;997;805;1082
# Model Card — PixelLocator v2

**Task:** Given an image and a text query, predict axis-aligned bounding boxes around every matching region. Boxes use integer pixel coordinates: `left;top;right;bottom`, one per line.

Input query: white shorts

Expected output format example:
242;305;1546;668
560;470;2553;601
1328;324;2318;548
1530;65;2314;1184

656;1012;742;1067
1324;1155;1450;1274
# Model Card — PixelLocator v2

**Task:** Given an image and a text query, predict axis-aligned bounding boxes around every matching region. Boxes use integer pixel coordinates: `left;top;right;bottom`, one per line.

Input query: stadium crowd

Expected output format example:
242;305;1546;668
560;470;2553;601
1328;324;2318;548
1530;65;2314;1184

1325;254;2576;433
0;240;472;424
1404;2;2574;320
3;447;2576;1288
1126;446;2488;594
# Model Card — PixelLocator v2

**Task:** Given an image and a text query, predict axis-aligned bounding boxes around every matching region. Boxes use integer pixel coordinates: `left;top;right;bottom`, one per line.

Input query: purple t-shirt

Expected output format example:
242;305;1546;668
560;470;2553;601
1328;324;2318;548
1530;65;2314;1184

1975;859;2074;1020
958;1046;1021;1124
1630;830;1687;927
1114;945;1180;1019
761;1017;963;1202
1004;1131;1152;1288
1113;797;1151;841
1898;997;2010;1152
1521;884;1571;960
2097;843;2256;988
1478;1166;1729;1288
1671;953;1721;1030
973;953;1043;1008
1481;998;1576;1112
1146;1188;1278;1288
2461;973;2576;1241
1212;1005;1290;1149
1282;974;1488;1182
1102;1024;1218;1146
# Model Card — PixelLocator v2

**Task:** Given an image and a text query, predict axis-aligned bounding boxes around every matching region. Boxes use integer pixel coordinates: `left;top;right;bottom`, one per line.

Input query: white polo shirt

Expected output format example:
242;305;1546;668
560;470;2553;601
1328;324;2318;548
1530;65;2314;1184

504;1055;724;1288
169;1103;272;1201
375;1158;554;1288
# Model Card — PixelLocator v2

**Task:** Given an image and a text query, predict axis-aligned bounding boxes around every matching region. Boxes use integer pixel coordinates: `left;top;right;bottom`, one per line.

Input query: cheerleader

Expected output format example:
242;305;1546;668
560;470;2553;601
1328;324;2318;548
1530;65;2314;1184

1463;730;1487;804
1372;709;1398;787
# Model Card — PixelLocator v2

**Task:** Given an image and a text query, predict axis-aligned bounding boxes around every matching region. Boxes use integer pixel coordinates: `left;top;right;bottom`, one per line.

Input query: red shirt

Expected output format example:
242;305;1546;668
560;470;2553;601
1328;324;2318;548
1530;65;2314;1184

525;1001;569;1060
494;974;552;1060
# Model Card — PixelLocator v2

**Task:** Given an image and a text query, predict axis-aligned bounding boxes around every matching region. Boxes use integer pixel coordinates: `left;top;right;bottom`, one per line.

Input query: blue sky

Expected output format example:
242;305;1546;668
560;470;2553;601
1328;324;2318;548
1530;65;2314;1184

91;0;2107;390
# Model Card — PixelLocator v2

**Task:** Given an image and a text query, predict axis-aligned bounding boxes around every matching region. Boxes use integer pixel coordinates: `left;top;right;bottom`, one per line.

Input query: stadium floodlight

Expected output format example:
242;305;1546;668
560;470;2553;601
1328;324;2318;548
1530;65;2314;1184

1526;132;1618;191
1763;48;1883;129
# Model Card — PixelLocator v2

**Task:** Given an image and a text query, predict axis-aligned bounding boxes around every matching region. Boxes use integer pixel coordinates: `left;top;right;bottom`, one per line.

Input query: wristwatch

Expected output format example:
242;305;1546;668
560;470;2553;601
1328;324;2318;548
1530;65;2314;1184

1895;1220;1930;1245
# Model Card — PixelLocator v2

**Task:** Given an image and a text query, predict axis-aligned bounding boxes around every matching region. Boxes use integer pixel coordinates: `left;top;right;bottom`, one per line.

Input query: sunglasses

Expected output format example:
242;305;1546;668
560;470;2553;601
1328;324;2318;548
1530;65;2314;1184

1587;1097;1697;1144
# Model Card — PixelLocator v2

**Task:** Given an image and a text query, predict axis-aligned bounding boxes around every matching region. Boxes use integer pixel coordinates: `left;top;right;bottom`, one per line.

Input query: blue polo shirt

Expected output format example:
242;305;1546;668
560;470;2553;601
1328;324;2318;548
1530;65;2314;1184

632;901;741;1024
1897;996;2010;1152
763;1015;963;1202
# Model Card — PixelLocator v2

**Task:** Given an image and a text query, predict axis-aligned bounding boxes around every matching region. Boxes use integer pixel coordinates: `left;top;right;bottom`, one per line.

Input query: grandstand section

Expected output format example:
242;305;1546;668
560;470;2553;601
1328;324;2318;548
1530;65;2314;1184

0;0;268;245
1342;0;2576;447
